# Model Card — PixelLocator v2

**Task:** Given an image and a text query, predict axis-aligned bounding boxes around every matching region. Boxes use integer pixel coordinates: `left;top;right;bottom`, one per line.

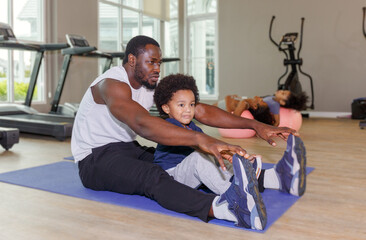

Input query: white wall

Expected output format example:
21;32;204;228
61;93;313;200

218;0;366;112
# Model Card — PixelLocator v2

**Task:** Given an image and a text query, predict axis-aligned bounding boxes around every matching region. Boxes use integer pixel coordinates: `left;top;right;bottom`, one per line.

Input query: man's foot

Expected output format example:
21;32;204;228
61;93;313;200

218;154;267;230
275;134;307;196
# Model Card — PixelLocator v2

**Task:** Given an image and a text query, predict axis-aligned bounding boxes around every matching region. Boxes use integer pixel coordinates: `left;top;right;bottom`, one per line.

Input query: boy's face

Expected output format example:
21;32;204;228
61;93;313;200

162;90;196;125
275;90;291;105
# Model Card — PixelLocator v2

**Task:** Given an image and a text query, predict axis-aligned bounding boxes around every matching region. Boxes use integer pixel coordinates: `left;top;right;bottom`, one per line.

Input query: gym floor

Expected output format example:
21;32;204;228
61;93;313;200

0;117;365;240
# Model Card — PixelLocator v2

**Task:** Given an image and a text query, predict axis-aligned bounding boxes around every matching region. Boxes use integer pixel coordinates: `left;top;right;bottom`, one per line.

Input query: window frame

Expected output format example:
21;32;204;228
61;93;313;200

0;0;45;104
185;5;218;100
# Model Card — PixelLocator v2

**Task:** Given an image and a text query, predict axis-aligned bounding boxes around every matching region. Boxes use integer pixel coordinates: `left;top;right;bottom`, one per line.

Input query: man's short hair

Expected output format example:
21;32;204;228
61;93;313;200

123;35;160;64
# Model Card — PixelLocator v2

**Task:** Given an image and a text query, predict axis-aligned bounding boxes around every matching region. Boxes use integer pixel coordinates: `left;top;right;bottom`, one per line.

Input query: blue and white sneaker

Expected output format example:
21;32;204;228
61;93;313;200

275;134;307;196
218;154;267;230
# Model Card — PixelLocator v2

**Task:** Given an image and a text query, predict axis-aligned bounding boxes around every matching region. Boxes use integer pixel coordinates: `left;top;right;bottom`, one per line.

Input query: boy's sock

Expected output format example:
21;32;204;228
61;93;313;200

212;196;237;222
263;168;280;190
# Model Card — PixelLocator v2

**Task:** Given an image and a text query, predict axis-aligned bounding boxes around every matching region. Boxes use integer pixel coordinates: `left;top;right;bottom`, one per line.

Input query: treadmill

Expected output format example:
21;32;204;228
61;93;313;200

0;22;73;141
0;127;19;150
50;34;125;117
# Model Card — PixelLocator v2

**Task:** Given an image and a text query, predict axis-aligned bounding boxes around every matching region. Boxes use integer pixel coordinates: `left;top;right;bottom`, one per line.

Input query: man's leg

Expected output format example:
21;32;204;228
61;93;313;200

78;141;215;222
260;134;307;196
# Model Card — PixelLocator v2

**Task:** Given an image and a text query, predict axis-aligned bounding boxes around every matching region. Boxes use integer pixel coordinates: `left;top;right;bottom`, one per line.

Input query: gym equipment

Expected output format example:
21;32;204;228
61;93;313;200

218;110;256;138
269;16;314;110
50;34;124;116
0;22;73;140
0;127;19;150
359;8;366;129
278;107;302;131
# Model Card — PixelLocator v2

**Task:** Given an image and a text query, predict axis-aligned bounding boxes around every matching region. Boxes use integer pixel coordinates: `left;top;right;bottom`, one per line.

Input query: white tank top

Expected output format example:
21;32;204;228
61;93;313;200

71;65;154;162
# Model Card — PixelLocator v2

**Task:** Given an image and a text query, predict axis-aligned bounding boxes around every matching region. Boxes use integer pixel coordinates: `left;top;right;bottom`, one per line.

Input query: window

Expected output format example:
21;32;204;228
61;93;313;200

98;0;163;71
163;0;179;76
99;0;180;77
186;0;217;99
0;0;44;103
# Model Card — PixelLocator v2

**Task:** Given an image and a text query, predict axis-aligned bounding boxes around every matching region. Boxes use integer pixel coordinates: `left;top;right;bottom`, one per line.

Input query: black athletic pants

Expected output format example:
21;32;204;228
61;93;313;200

78;141;216;222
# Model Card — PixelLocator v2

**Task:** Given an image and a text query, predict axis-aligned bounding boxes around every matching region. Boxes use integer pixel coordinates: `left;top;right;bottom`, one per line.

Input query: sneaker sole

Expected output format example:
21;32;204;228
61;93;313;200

233;155;267;230
290;136;306;196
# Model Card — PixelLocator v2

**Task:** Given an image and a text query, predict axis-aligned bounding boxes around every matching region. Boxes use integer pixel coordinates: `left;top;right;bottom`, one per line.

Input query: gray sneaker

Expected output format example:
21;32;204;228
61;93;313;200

218;154;267;230
275;134;307;196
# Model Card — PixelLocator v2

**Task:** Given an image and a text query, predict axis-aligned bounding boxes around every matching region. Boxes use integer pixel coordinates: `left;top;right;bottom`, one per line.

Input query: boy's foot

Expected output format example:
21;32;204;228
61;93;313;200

275;134;307;196
218;154;267;230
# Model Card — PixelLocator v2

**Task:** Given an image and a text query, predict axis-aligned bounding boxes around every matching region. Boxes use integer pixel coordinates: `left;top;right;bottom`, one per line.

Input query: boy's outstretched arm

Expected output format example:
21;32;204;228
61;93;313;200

194;102;298;146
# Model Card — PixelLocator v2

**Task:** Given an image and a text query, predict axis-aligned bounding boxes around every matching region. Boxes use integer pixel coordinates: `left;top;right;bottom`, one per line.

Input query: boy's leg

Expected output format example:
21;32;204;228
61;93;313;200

213;154;267;230
262;134;307;196
165;151;233;195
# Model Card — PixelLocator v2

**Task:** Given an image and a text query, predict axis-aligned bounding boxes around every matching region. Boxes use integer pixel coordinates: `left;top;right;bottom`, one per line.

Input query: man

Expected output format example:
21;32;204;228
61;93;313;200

71;35;298;230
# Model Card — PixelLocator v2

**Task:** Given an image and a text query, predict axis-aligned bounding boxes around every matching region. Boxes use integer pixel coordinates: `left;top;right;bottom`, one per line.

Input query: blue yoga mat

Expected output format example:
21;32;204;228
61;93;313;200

0;161;313;232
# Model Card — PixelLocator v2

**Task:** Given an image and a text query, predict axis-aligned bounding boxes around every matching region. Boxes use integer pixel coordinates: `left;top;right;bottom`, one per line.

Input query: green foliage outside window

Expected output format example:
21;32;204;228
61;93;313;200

0;79;37;102
0;79;7;101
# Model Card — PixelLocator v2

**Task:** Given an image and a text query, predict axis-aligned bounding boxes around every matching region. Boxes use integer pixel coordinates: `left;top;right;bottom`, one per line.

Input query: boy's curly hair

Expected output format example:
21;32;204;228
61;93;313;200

154;74;200;117
283;91;309;111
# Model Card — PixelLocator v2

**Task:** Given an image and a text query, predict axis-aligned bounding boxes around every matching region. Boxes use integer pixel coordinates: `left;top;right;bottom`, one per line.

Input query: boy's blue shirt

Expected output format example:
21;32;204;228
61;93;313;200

153;118;203;170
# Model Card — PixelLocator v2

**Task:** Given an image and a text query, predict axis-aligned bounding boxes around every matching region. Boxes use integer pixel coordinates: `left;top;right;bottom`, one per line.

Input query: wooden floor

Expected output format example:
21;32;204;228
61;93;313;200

0;118;365;240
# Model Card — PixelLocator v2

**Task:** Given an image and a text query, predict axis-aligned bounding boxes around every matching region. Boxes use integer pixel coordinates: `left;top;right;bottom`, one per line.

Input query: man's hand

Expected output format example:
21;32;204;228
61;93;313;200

254;123;299;146
196;134;254;171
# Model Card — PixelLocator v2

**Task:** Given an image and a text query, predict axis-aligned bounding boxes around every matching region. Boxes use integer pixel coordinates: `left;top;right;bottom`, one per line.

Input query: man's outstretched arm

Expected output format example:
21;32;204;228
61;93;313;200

194;102;298;146
93;78;249;170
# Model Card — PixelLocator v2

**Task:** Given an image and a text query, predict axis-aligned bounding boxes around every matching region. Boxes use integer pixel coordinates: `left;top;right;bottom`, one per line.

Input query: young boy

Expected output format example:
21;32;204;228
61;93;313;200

153;74;307;229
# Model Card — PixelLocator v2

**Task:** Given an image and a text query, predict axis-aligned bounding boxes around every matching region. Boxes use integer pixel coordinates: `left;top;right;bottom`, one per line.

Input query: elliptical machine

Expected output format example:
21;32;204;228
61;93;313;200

359;8;366;129
269;16;314;110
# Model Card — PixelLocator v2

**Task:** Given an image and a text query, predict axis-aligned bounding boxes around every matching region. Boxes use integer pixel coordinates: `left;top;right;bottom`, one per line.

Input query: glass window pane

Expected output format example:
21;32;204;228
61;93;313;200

122;9;139;47
142;15;159;41
105;0;120;3
164;20;178;57
163;61;179;76
169;0;178;19
187;0;216;16
13;0;42;41
13;50;34;101
0;0;8;23
189;19;215;95
123;0;139;9
99;2;119;51
0;49;8;102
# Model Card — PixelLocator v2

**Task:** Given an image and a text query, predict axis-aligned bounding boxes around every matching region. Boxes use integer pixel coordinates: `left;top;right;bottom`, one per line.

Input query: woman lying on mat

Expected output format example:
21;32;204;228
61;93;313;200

153;74;307;230
214;90;308;126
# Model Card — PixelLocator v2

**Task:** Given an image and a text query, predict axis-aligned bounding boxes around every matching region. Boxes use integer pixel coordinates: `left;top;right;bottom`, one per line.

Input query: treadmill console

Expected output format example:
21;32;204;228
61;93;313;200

66;34;90;48
0;22;17;41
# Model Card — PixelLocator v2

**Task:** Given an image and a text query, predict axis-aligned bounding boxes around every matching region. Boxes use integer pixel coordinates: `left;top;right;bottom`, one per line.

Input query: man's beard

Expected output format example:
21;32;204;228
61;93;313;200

135;65;157;90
